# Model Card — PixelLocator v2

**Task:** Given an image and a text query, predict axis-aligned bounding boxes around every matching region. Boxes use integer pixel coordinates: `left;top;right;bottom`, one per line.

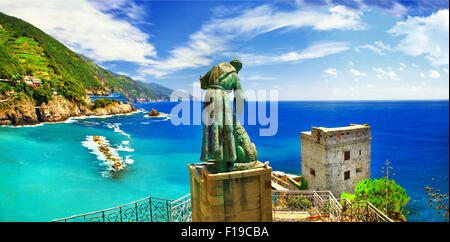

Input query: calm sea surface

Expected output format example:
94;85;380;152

0;100;448;221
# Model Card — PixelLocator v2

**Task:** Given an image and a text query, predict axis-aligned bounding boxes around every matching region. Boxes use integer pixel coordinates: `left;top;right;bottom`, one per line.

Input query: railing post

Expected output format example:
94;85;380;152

166;200;170;222
135;203;139;222
149;198;153;222
365;202;369;221
102;211;105;222
120;207;122;222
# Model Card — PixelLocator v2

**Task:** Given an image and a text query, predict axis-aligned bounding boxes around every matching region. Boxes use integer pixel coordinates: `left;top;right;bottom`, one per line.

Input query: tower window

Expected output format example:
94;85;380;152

356;167;363;174
310;168;316;176
344;151;350;160
359;150;362;156
344;171;350;180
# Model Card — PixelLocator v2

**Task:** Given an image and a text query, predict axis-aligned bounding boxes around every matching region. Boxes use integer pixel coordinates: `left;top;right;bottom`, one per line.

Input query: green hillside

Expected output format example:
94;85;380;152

0;12;166;104
139;82;174;101
85;61;157;101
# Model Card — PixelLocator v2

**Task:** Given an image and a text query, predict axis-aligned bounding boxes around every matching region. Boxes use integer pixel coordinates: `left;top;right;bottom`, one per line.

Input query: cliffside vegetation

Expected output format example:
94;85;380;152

90;98;121;110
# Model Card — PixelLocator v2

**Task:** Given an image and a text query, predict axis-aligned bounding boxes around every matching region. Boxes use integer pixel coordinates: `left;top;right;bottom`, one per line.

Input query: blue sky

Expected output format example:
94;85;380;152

0;0;448;100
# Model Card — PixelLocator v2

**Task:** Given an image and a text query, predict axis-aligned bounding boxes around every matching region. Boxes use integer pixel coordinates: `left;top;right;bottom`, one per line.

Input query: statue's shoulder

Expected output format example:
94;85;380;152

217;62;236;73
200;62;237;89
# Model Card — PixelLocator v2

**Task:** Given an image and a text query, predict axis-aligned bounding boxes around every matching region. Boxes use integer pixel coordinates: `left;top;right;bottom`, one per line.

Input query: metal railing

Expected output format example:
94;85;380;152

53;196;175;222
53;191;392;222
272;190;343;222
170;194;192;222
337;198;393;222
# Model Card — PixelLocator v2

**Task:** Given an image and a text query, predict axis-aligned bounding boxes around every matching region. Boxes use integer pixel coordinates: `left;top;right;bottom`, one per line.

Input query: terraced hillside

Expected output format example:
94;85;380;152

0;12;170;104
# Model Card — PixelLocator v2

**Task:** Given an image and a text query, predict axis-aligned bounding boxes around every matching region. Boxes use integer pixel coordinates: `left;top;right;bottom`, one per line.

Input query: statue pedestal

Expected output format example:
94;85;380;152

188;161;272;222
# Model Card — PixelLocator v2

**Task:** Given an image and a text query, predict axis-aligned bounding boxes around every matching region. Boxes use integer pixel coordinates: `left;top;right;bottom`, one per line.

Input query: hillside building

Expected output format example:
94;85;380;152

22;76;42;88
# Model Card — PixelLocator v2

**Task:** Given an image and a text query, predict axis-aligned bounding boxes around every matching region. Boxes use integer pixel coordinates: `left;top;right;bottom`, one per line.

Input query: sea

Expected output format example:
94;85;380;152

0;97;448;222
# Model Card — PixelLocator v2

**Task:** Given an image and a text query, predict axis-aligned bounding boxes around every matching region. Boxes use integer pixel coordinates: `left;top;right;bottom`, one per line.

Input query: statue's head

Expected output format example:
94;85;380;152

230;59;242;72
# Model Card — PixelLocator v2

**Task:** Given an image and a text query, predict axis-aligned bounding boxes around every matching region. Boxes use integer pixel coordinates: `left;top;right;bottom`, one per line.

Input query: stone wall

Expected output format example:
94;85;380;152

189;162;272;222
324;139;371;196
301;124;371;197
300;133;327;191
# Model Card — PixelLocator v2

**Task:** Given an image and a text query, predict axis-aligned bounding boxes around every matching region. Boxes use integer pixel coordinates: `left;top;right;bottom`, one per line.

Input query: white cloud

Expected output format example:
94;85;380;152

373;67;400;80
324;68;338;76
420;72;425;78
349;69;367;76
90;0;147;22
355;41;392;55
139;5;364;77
367;83;374;88
429;70;440;79
349;61;354;66
388;9;449;67
0;0;156;63
238;42;350;66
399;62;406;71
387;2;408;18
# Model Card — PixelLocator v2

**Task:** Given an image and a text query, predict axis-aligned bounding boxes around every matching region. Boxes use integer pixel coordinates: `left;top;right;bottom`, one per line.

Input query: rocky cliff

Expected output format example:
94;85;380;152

0;96;133;126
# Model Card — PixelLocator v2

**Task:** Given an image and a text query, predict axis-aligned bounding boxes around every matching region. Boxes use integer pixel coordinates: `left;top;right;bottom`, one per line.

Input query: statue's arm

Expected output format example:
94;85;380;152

233;75;245;116
200;70;212;89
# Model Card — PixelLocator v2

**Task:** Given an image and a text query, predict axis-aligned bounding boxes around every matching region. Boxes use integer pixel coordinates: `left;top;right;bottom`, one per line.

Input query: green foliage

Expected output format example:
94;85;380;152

13;80;33;97
91;98;120;110
293;176;309;190
299;176;309;190
32;85;53;105
0;82;12;95
354;178;410;219
56;79;87;104
340;192;356;201
0;43;26;80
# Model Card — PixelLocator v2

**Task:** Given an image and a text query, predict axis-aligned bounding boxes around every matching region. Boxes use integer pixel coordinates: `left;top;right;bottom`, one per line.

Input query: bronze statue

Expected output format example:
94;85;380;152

200;59;257;172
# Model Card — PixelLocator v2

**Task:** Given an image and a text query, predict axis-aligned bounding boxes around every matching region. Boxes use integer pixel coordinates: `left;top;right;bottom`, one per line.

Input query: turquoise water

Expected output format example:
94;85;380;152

0;111;198;221
0;100;448;221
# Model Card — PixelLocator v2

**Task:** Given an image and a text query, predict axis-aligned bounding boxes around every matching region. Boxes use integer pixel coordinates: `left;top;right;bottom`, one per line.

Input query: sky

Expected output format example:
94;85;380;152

0;0;448;100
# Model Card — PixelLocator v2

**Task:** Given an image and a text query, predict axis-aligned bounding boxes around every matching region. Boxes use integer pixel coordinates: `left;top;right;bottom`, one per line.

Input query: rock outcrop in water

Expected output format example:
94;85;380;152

0;95;133;126
92;135;126;176
148;108;160;117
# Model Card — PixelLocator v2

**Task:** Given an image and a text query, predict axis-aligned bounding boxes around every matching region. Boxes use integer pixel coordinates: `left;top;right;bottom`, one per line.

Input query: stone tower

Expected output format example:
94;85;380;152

300;124;371;197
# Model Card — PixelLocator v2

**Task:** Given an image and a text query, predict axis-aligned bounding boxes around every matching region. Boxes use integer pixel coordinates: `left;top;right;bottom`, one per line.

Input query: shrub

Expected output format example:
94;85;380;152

299;176;309;190
32;85;53;105
340;192;356;201
91;98;120;110
353;178;410;220
0;82;12;94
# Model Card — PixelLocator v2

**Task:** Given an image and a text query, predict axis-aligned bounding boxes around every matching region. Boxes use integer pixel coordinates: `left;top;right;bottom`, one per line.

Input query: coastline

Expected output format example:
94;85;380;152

0;95;142;127
1;109;144;128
